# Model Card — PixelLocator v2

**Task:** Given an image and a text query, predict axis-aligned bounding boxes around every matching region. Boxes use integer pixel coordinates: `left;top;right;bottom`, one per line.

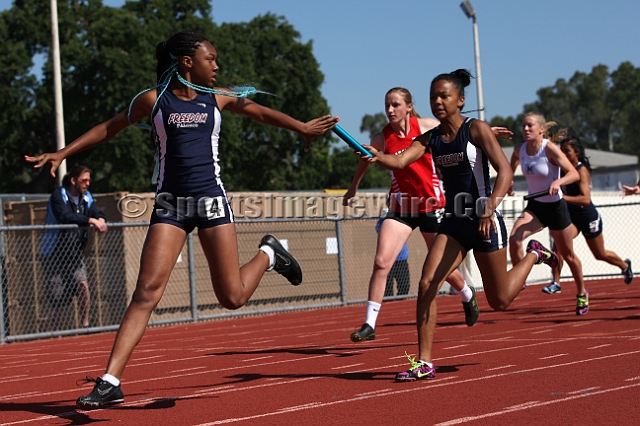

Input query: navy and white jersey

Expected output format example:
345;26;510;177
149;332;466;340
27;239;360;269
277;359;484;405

428;118;492;216
561;162;585;198
561;162;601;237
152;90;223;197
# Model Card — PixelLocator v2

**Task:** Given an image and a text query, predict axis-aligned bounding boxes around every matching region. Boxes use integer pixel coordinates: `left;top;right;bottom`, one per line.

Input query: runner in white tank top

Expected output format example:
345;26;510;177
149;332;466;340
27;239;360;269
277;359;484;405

508;113;588;316
518;139;562;203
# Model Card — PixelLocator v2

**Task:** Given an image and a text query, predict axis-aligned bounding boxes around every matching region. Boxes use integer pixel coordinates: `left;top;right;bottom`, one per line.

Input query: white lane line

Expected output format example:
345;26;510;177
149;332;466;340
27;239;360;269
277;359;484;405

241;356;274;362
127;355;209;368
0;335;604;397
390;354;410;360
64;365;99;372
539;354;568;360
587;344;612;350
189;350;640;426
194;385;236;394
331;363;363;370
3;344;638;425
1;375;29;380
167;366;207;374
356;389;393;397
0;391;40;400
0;354;109;370
1;352;331;390
571;321;599;327
566;387;600;395
194;374;640;426
434;383;639;425
485;365;516;371
443;345;469;350
504;401;540;410
277;403;322;411
130;355;165;362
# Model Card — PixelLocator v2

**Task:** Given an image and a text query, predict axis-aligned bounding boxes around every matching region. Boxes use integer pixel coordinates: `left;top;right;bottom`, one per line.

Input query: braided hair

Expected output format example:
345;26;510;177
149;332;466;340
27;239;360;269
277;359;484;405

128;30;270;184
155;30;208;85
127;30;269;125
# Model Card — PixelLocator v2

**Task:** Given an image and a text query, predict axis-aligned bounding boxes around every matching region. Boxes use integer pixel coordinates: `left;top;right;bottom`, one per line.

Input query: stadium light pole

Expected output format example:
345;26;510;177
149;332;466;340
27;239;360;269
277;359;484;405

460;1;485;121
50;0;67;185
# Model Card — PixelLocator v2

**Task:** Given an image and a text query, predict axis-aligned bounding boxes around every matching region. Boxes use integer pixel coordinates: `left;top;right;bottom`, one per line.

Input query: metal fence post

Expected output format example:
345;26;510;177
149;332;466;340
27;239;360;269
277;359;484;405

0;252;6;344
187;233;198;322
0;199;6;343
335;219;348;306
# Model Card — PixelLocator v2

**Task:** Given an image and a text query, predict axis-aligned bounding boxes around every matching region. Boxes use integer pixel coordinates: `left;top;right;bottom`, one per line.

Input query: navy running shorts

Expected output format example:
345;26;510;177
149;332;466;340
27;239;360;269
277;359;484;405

150;187;234;234
568;204;602;239
385;208;444;233
437;211;508;253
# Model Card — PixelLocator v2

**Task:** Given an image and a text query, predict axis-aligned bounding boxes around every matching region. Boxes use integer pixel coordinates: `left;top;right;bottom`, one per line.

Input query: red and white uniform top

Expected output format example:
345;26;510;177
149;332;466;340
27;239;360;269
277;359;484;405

383;117;445;214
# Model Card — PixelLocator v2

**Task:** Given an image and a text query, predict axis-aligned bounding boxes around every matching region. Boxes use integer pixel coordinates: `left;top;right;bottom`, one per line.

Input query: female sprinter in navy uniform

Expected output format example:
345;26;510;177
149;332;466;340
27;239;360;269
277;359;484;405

360;69;557;382
344;87;476;344
26;30;339;408
543;135;633;292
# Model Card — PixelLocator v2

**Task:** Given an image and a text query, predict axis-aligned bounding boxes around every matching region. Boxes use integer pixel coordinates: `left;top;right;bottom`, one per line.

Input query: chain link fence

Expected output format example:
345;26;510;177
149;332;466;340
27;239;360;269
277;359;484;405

2;194;639;343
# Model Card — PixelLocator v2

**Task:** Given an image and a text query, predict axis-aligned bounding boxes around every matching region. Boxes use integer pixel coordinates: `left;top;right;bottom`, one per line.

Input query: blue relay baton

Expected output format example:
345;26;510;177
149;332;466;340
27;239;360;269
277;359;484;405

332;125;372;158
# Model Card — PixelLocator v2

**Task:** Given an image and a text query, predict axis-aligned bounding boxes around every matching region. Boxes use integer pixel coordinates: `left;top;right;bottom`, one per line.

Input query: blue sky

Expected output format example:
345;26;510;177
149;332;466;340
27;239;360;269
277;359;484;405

2;0;640;144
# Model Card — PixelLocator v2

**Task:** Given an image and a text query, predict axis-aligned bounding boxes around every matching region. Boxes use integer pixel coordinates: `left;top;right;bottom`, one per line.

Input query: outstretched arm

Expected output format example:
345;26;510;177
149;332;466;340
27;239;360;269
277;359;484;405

25;90;155;177
621;176;640;197
492;126;514;141
218;95;339;152
365;132;429;170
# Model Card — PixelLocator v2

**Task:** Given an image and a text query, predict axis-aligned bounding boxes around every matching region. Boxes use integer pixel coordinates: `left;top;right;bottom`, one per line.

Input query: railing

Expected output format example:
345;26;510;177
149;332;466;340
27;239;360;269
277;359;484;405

1;195;638;343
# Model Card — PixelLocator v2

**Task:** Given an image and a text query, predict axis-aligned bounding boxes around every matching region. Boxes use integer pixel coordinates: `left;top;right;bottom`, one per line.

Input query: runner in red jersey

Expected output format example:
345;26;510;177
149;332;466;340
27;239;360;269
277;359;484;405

384;116;444;215
344;88;478;343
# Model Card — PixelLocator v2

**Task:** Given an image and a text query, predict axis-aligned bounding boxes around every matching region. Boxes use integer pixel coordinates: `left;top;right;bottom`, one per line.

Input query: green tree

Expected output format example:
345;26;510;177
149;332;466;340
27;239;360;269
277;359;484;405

607;62;640;155
360;112;387;138
1;2;337;193
211;14;334;191
0;0;180;193
0;0;51;192
499;62;640;156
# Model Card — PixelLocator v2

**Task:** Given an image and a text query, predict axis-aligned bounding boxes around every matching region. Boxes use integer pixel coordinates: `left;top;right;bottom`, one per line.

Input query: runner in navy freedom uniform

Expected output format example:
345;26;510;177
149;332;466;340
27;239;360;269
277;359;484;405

361;70;557;382
151;86;231;231
26;30;339;409
543;135;633;292
343;88;477;344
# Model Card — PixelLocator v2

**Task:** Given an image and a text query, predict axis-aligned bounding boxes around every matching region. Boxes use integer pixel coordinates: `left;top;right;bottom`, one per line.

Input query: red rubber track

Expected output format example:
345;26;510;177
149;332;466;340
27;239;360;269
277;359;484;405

1;278;639;425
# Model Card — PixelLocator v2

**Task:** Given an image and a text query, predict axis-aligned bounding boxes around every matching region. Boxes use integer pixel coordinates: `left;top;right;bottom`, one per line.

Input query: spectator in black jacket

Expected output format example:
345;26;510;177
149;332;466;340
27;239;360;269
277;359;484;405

41;165;107;329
